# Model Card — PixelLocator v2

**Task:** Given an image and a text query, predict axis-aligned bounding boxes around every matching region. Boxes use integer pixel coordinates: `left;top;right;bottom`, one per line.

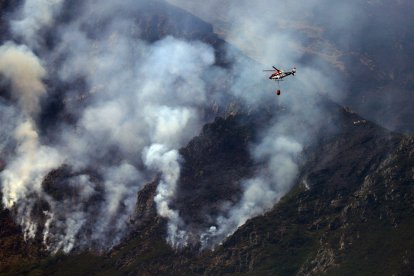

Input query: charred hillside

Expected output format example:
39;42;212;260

3;102;414;275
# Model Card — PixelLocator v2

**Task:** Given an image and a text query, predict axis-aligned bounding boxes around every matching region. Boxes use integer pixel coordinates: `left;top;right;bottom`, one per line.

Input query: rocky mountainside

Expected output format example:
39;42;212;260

1;1;414;275
2;102;414;275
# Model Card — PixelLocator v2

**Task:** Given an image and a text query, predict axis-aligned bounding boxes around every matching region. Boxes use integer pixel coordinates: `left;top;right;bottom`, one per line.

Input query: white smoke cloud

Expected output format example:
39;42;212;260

143;144;188;247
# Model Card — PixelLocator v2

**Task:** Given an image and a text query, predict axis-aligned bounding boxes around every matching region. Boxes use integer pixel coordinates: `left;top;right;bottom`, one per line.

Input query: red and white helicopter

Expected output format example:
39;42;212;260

263;66;296;95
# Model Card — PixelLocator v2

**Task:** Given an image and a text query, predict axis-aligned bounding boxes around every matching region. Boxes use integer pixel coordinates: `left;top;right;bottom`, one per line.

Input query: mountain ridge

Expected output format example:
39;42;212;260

2;102;413;275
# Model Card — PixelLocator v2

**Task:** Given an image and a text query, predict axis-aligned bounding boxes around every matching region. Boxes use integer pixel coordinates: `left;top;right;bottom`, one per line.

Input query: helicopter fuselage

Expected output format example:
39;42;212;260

269;70;295;80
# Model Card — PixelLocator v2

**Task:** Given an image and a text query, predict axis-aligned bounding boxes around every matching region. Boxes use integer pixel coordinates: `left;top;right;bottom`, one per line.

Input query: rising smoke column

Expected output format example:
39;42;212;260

143;144;188;247
0;42;64;240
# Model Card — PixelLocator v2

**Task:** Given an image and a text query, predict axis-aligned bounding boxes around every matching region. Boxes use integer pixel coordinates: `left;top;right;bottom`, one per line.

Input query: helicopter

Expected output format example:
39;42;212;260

263;66;296;95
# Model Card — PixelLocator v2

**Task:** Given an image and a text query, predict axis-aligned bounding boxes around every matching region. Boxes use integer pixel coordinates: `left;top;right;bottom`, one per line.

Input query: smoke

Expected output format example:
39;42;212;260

0;0;326;252
143;144;188;247
168;0;414;132
0;41;64;241
0;40;55;224
0;0;222;253
0;43;47;116
11;0;64;48
201;135;303;247
164;0;342;248
2;0;392;253
190;0;414;246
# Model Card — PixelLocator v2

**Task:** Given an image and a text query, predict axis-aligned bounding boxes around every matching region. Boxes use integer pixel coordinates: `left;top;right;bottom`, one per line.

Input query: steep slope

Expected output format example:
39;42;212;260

4;103;414;275
198;109;413;275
